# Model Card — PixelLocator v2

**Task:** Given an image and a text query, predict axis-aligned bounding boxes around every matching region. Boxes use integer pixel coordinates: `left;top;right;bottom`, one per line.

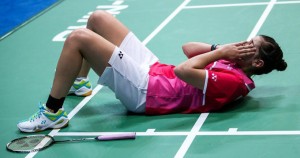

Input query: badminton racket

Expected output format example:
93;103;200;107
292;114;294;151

6;132;136;153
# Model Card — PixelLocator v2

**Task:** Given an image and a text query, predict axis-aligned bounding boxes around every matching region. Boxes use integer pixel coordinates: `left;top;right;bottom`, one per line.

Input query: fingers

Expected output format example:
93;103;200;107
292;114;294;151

237;42;256;52
233;41;247;47
241;45;256;52
237;50;256;61
240;50;256;56
235;40;254;47
237;41;256;60
240;46;256;55
237;47;256;62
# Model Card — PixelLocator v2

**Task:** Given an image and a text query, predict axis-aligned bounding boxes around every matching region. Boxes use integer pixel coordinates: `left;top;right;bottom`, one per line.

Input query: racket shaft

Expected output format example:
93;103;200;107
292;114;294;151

56;137;95;143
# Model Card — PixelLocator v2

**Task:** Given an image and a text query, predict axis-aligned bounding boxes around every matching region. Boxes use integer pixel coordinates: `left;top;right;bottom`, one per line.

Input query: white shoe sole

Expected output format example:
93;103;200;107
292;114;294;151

17;118;69;133
69;86;92;97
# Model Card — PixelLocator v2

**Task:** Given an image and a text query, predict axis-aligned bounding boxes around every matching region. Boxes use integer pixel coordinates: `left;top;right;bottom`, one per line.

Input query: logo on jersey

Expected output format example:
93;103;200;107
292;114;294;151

212;73;217;82
118;51;123;59
226;64;233;70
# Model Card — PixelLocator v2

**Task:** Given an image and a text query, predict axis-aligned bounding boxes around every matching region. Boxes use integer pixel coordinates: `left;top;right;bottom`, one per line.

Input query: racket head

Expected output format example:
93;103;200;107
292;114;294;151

6;135;54;153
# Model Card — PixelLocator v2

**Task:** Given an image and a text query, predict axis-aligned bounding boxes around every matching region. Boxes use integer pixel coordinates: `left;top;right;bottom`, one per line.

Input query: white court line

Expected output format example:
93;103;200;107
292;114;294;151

185;2;268;9
247;0;276;40
55;130;300;136
174;113;209;158
25;0;191;157
142;0;191;45
146;128;156;133
183;0;300;9
228;128;238;133
198;131;300;136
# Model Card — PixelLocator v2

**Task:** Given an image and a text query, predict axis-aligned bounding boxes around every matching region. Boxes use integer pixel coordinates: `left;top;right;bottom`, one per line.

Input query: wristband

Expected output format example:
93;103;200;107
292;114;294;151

211;44;219;51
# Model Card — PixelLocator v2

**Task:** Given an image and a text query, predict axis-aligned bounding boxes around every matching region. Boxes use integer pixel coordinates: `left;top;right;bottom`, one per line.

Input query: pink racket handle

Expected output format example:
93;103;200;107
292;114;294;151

96;132;136;141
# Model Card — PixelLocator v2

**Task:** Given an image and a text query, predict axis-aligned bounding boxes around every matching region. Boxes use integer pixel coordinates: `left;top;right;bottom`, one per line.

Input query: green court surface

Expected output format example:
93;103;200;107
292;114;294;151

1;0;300;157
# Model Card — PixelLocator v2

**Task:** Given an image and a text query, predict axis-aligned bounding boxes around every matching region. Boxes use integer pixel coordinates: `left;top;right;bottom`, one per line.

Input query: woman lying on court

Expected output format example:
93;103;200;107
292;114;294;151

17;11;287;132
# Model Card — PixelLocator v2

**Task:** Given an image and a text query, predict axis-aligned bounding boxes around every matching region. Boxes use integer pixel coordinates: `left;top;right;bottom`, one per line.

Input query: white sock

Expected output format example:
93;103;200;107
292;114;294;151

76;77;88;82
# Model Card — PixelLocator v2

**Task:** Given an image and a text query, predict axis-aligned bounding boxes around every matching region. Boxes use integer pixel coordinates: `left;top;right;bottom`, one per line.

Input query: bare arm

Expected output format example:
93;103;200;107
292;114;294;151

182;42;219;58
175;41;256;90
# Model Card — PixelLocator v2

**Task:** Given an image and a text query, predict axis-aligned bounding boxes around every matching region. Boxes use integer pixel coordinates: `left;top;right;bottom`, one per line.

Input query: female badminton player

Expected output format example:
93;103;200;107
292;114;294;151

17;10;287;132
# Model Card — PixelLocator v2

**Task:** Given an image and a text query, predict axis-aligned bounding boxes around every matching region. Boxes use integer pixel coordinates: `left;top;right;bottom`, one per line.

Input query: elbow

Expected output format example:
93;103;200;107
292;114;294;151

174;64;186;80
174;66;181;77
182;43;192;58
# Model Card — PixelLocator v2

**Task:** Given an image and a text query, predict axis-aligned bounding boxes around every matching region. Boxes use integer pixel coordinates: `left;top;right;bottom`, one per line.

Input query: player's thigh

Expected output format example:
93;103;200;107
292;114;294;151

87;10;129;47
69;28;115;76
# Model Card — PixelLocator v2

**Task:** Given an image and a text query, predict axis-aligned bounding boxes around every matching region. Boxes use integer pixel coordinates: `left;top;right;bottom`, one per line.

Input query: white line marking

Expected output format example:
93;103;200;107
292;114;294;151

113;0;124;5
247;0;276;40
228;128;238;132
142;0;191;45
174;113;209;158
68;85;104;119
146;129;156;133
276;0;300;4
184;2;268;9
54;130;300;136
183;0;300;9
198;131;300;136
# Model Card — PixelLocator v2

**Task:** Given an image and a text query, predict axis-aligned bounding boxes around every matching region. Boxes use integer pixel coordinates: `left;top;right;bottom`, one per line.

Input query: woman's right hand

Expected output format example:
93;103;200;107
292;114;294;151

217;41;256;62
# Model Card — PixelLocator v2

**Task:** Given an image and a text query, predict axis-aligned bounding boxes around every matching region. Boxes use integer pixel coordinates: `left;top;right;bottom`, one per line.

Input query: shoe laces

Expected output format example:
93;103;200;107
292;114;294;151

29;103;45;122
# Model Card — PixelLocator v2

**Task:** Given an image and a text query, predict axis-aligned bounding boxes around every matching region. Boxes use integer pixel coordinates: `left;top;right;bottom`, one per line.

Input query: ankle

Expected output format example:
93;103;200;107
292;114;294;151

46;95;65;113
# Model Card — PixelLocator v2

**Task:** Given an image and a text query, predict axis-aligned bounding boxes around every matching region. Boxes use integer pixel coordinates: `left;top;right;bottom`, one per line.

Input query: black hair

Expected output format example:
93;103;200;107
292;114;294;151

252;35;287;75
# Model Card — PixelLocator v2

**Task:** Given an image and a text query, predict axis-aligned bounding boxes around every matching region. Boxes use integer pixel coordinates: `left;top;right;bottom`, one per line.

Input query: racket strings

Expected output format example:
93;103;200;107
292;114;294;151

7;136;52;151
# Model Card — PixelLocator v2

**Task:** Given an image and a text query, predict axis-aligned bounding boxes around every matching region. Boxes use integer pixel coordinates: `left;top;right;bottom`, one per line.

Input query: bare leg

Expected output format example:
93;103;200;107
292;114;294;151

76;11;130;78
17;11;131;133
50;28;115;99
18;30;112;131
77;59;90;77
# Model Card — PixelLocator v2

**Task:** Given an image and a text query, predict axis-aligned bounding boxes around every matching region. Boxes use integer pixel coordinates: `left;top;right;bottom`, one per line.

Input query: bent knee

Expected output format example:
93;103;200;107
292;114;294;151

91;10;110;18
88;10;111;26
65;28;91;44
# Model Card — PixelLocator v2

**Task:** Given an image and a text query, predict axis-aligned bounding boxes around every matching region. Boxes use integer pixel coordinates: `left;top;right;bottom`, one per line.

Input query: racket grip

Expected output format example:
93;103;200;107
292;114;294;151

96;132;136;141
